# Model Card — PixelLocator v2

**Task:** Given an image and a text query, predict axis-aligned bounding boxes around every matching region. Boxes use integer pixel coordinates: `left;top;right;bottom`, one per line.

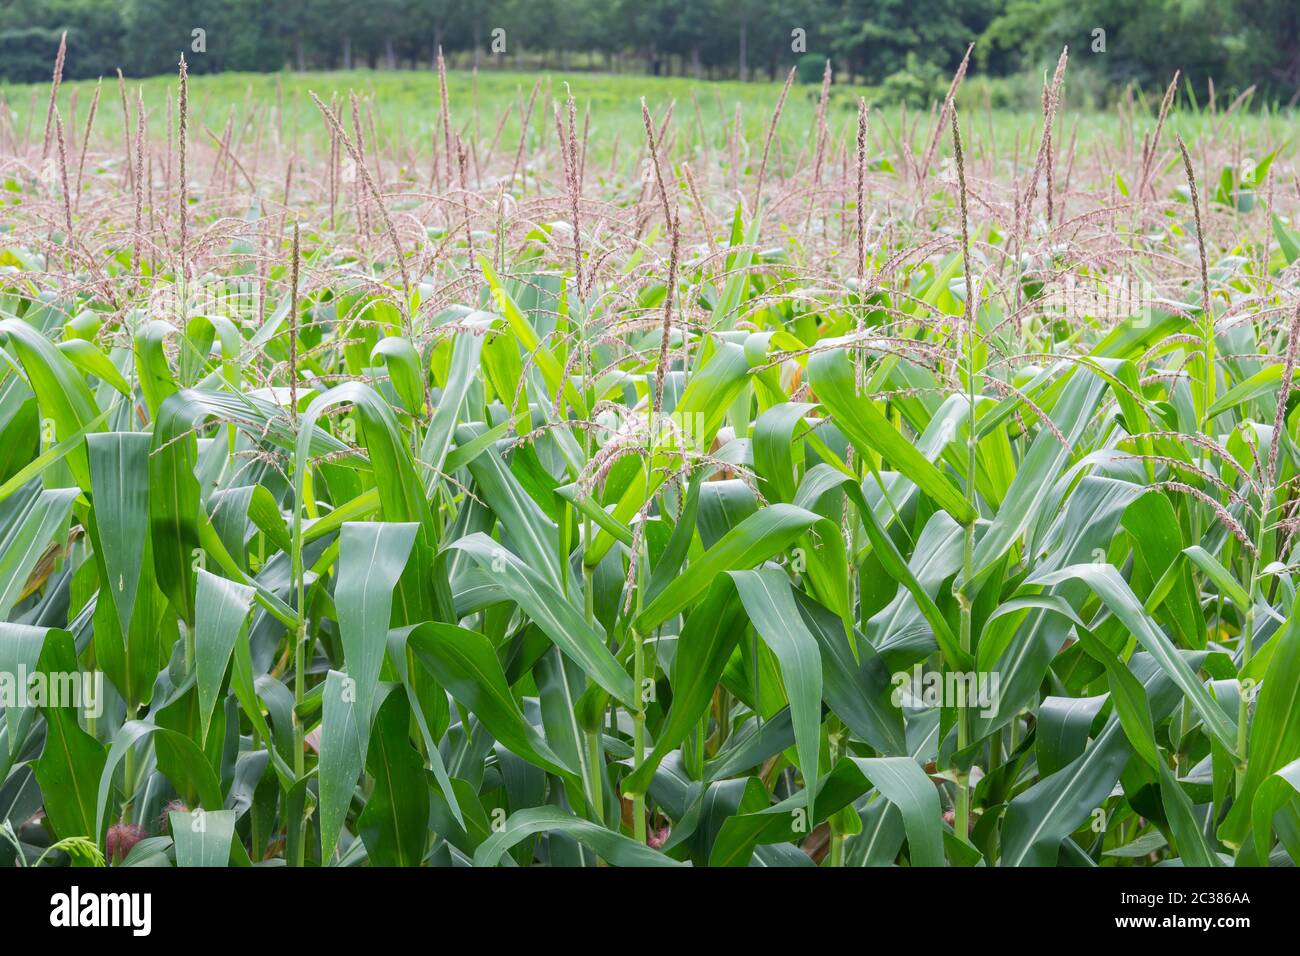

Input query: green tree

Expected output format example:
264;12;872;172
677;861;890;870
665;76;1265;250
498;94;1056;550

828;0;997;84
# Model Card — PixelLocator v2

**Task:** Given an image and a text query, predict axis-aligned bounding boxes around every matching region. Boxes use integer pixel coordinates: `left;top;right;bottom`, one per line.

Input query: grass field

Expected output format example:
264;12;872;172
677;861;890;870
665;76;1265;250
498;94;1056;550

1;54;1299;869
3;67;1294;169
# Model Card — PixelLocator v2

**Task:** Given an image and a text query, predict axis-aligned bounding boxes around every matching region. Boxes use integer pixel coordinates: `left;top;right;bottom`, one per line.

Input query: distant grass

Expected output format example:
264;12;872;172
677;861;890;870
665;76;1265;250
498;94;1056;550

2;67;1293;172
4;68;864;162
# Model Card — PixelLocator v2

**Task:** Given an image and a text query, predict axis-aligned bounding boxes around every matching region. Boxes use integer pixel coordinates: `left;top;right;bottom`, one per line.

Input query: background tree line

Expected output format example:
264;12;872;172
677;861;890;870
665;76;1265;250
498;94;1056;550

0;0;1296;105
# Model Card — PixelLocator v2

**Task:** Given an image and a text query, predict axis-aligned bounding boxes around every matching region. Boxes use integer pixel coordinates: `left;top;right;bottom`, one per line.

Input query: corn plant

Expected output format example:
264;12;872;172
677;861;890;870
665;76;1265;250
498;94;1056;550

0;52;1298;868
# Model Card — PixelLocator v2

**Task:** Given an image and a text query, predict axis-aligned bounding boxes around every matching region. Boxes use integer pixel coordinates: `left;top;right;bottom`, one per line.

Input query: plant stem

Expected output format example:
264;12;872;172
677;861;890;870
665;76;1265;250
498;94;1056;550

955;522;974;845
1236;491;1272;793
121;705;138;819
827;721;845;866
952;105;976;847
632;619;647;845
630;529;649;844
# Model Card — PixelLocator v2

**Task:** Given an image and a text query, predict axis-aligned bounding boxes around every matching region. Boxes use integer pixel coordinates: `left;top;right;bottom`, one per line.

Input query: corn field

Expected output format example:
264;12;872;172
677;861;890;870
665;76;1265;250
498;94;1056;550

1;48;1299;870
